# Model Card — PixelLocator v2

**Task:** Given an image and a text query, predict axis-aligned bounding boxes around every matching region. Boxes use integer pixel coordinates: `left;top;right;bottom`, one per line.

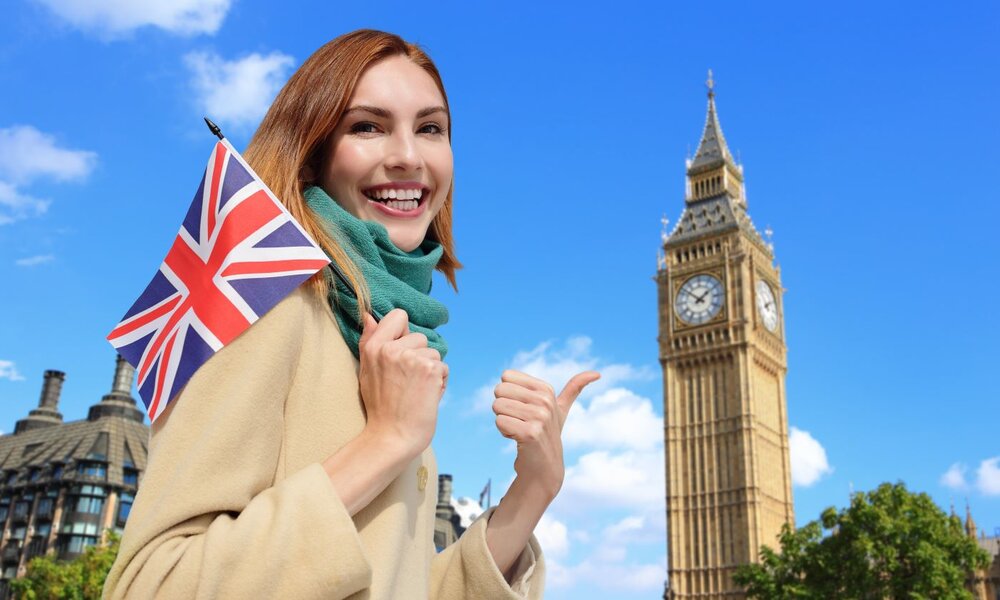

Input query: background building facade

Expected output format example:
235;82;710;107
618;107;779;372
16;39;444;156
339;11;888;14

657;74;795;598
0;357;147;597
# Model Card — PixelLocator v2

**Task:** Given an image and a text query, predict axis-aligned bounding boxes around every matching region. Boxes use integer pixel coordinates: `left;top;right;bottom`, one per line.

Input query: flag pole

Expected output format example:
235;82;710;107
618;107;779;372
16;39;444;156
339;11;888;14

202;117;378;323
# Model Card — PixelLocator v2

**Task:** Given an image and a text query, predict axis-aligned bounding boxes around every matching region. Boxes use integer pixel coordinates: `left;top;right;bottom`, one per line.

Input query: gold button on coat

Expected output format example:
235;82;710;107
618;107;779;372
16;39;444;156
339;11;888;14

416;465;428;492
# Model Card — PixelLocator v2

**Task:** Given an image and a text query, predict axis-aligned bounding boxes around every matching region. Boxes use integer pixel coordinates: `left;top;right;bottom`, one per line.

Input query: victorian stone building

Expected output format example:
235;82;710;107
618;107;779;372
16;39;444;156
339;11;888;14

0;356;147;597
657;73;795;598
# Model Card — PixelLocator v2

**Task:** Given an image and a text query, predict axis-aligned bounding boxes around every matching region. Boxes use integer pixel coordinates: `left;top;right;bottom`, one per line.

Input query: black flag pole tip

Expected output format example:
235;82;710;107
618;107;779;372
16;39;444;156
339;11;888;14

203;117;224;140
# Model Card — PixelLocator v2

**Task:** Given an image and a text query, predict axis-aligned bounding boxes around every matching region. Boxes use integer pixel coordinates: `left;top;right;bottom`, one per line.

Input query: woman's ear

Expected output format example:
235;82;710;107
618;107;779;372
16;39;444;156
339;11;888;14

300;163;316;183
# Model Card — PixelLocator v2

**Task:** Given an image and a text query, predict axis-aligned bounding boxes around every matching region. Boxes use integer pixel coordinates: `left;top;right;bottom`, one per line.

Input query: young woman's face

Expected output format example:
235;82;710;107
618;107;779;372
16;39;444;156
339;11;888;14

320;55;452;252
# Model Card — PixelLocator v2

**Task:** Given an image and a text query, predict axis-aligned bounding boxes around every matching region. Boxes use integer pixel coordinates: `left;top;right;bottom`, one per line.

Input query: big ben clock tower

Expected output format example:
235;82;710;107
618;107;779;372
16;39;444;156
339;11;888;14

657;72;794;599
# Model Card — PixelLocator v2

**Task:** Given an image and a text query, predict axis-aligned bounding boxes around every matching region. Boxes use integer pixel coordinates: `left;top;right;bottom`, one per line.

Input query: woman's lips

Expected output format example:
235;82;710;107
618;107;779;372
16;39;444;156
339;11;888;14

367;196;428;218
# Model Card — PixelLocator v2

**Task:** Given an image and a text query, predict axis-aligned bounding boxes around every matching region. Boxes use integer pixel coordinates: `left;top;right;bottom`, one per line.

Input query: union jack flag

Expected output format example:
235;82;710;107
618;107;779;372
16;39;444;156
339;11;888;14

108;139;330;423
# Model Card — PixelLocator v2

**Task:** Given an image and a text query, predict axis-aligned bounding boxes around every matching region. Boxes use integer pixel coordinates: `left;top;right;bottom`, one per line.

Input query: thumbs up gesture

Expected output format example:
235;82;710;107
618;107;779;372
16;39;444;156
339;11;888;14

492;369;600;499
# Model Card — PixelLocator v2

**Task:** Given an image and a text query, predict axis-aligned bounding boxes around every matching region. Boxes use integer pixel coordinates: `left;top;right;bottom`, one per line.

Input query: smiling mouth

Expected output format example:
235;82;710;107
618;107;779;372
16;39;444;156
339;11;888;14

361;186;428;212
361;186;430;217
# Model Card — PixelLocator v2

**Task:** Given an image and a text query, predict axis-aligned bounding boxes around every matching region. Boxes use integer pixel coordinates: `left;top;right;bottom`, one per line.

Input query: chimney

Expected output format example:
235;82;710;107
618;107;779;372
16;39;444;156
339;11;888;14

87;353;144;423
111;355;134;396
39;370;65;410
436;474;454;521
14;370;65;434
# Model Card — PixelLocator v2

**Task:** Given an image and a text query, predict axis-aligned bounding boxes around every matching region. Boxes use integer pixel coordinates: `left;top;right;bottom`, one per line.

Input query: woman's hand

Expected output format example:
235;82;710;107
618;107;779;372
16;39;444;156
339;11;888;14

492;369;600;499
357;309;448;460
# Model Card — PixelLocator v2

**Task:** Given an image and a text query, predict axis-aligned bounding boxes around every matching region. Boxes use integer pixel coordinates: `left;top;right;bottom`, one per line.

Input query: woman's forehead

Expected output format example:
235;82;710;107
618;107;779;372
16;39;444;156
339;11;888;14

349;55;446;115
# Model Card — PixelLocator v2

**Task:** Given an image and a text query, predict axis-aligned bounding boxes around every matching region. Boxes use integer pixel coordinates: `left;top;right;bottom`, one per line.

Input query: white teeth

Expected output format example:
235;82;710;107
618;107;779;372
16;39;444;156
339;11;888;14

365;188;424;201
385;200;418;211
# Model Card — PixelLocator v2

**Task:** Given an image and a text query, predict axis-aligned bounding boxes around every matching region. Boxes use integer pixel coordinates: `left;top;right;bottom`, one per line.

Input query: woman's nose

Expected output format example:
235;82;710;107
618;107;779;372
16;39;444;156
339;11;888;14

384;131;421;172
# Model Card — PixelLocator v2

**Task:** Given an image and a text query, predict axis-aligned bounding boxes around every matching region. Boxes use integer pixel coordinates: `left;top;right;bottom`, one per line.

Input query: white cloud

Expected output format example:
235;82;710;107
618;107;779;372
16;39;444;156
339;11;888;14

0;361;25;382
0;126;97;185
33;0;231;37
556;448;665;513
470;336;656;413
563;387;662;451
0;182;50;225
976;457;1000;496
15;254;55;267
533;513;569;559
185;51;295;130
789;426;832;487
548;555;666;593
0;126;96;224
941;462;969;491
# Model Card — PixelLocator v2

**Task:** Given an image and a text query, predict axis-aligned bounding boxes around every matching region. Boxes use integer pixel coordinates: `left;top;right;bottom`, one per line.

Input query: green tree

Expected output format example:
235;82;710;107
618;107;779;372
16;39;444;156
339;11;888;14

733;482;991;599
9;531;119;600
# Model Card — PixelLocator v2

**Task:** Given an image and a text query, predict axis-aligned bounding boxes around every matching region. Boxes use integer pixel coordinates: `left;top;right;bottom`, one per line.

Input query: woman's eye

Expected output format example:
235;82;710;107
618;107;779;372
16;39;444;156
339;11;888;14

350;122;379;134
418;123;446;135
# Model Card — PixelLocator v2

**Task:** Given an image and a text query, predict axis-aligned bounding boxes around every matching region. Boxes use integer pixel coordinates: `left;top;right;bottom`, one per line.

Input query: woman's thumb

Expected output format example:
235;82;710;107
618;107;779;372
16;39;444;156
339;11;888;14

359;313;377;346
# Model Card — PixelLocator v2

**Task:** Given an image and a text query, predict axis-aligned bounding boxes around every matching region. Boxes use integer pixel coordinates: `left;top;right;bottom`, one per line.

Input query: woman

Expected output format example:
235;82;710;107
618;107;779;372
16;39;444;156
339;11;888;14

104;29;598;599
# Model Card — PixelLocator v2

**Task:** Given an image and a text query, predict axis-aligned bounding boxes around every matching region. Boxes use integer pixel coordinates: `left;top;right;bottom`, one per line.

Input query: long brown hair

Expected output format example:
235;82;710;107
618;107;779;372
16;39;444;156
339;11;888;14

243;29;461;319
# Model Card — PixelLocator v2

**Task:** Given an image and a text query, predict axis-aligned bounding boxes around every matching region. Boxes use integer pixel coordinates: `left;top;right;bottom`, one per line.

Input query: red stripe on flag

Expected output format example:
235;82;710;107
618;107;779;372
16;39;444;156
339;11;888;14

221;259;330;277
147;329;179;420
137;297;189;383
107;295;182;341
207;143;226;240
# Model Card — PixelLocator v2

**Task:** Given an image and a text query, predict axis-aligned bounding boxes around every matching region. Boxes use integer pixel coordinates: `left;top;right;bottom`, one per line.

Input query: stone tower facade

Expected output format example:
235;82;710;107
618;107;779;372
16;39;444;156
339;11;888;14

657;73;794;598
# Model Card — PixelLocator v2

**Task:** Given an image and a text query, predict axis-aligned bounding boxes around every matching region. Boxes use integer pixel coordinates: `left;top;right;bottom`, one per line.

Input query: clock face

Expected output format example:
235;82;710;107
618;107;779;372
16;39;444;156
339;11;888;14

675;274;724;325
755;279;779;332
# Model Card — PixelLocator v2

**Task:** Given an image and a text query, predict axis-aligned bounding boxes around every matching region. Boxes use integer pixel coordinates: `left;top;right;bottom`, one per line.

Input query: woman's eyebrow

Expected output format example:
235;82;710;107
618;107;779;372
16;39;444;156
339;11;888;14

344;105;449;120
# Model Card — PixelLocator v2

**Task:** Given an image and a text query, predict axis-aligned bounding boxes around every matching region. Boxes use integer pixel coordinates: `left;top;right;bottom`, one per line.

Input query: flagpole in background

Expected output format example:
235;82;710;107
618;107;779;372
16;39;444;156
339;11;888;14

202;117;374;323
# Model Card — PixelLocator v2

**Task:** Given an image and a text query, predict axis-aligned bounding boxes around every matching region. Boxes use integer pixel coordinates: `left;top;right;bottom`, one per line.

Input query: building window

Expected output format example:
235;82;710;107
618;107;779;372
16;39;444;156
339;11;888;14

34;523;51;538
70;496;103;515
117;493;134;527
58;535;97;555
5;473;15;486
52;464;63;480
10;527;26;541
123;468;138;487
13;502;29;520
29;468;40;482
77;462;107;480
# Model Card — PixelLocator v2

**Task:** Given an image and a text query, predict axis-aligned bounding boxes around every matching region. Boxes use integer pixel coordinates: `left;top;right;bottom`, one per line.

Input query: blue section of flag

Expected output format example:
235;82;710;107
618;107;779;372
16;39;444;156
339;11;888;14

116;331;156;372
229;274;312;317
137;356;160;411
253;220;313;248
122;271;177;321
220;154;254;211
168;330;215;402
183;173;206;243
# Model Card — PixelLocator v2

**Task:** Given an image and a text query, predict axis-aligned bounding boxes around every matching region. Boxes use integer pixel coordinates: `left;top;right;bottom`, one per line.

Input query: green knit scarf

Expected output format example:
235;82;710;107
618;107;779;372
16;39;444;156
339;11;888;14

303;186;449;359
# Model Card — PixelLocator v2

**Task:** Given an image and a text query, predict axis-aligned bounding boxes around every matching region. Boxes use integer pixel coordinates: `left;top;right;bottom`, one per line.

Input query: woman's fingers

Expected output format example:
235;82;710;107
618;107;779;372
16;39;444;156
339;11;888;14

500;369;556;398
494;381;550;408
407;347;442;362
492;396;548;423
394;331;430;350
495;414;541;441
363;308;411;349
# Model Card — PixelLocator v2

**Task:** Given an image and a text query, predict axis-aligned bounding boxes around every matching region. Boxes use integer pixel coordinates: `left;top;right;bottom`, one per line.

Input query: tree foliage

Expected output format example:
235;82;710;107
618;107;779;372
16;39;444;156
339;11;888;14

9;531;119;600
733;482;991;600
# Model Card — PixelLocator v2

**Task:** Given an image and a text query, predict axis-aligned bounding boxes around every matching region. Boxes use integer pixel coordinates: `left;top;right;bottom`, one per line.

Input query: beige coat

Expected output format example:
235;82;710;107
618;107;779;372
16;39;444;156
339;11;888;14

103;286;544;599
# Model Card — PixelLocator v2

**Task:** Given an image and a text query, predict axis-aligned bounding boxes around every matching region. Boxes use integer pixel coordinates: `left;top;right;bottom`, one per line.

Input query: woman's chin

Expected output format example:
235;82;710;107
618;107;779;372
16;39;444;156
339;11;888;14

385;228;426;253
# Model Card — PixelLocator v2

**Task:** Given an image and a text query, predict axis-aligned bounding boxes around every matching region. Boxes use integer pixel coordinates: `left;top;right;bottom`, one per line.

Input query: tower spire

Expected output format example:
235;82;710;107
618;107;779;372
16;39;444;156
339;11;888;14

688;69;736;175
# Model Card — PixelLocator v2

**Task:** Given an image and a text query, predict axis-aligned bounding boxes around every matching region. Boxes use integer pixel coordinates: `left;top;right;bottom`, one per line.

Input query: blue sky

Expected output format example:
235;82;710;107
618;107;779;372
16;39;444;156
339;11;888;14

1;1;998;597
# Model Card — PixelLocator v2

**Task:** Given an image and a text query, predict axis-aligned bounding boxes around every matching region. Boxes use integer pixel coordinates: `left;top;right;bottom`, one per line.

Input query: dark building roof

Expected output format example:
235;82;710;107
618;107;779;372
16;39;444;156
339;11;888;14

666;193;769;253
0;357;148;490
